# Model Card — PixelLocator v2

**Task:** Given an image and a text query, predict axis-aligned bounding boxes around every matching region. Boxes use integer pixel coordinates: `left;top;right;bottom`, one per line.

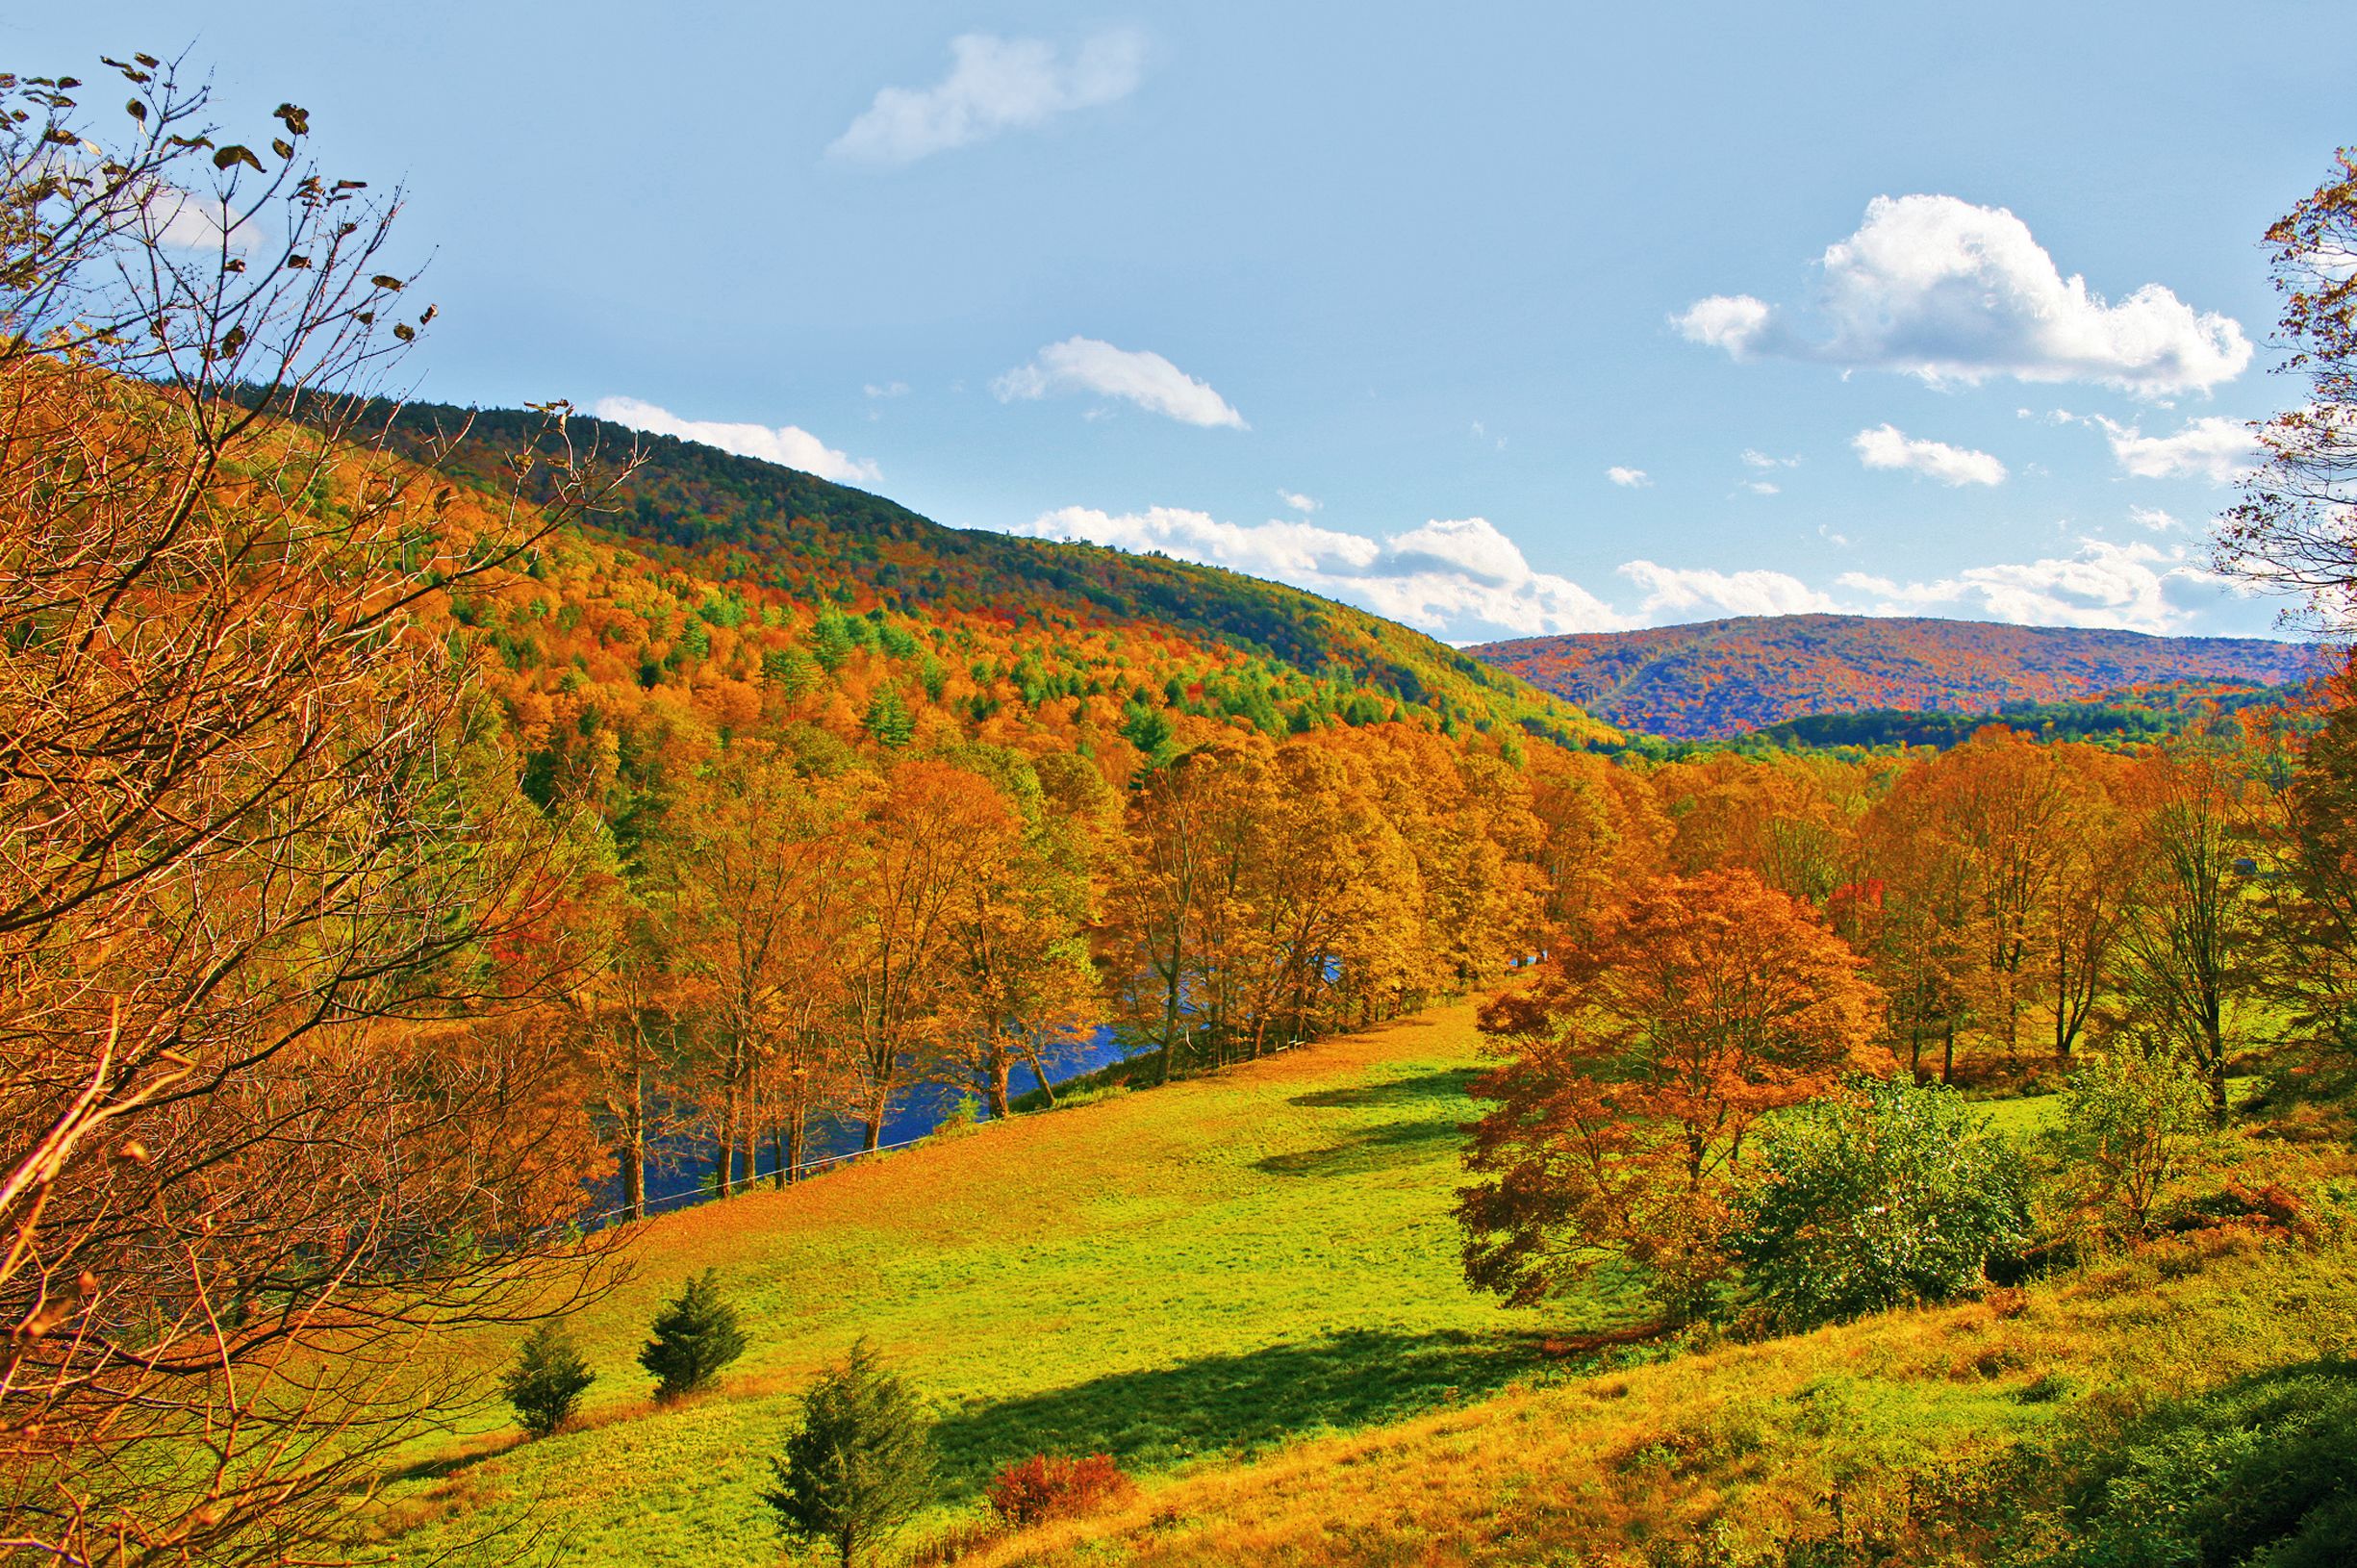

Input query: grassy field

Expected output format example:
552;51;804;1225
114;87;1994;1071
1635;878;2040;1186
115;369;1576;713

378;1002;1632;1564
374;1009;2349;1568
962;1224;2357;1567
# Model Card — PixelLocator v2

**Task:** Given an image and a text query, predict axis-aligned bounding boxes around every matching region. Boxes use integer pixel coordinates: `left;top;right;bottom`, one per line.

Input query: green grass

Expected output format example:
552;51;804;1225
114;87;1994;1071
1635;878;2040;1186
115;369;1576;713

376;1004;1622;1564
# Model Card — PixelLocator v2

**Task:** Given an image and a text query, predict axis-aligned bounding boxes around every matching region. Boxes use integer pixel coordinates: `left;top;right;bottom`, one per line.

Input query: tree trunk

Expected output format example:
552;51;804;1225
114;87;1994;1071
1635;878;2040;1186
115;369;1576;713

986;1057;1010;1120
1022;1046;1056;1109
1941;1019;1956;1085
1908;1022;1923;1086
785;1104;807;1182
623;1068;646;1222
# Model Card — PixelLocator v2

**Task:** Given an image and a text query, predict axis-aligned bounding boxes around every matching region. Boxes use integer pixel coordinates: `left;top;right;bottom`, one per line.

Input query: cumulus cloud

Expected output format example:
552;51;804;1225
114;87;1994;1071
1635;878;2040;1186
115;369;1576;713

1279;490;1320;513
1679;194;2251;397
2129;505;2184;532
592;396;879;484
1673;293;1773;358
1619;562;1840;619
2099;415;2262;482
828;31;1146;164
1837;537;2196;633
1606;466;1651;488
993;337;1246;428
1006;506;1626;635
1851;423;2008;487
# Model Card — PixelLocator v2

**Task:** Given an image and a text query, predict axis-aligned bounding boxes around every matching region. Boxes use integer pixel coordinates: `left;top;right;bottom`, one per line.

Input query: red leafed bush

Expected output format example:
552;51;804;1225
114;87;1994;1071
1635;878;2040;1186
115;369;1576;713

984;1452;1134;1528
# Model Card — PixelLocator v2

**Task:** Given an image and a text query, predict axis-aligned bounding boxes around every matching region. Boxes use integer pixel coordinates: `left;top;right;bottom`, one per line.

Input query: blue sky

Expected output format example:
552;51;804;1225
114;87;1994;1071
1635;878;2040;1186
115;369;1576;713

16;3;2354;643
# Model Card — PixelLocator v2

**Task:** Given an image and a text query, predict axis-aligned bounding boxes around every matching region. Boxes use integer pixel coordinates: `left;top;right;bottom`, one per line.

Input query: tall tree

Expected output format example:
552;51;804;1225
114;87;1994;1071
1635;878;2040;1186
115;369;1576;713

1459;870;1888;1324
0;61;625;1565
2216;147;2357;627
2116;743;2262;1126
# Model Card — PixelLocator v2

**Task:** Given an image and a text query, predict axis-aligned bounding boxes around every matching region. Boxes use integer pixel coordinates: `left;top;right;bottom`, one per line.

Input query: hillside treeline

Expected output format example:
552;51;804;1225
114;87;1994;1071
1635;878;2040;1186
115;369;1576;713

10;56;2357;1568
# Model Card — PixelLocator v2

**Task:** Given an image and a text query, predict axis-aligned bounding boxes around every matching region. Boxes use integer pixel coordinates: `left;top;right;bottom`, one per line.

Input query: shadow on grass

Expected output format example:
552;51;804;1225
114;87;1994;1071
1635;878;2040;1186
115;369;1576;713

1255;1115;1465;1176
383;1430;526;1485
929;1328;1536;1498
1289;1067;1480;1110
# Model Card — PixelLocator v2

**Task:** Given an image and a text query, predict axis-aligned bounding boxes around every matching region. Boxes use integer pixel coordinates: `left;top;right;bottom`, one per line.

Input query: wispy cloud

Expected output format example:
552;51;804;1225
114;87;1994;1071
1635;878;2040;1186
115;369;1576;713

1619;562;1839;619
1279;490;1320;513
993;338;1246;428
1677;194;2250;397
828;31;1146;165
1852;423;2008;487
1007;506;1627;635
1838;537;2199;633
592;396;879;484
2098;414;2262;483
1606;466;1651;488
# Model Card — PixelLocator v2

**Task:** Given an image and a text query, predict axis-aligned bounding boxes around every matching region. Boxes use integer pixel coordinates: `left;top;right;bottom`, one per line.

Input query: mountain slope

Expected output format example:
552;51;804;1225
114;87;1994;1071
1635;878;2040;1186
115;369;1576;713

378;405;1614;747
1470;614;2321;739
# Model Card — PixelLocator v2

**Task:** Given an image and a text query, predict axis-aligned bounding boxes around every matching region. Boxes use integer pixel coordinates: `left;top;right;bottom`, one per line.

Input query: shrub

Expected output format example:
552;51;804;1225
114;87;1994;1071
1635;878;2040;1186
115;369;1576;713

637;1270;748;1402
2050;1035;2213;1238
985;1452;1135;1529
1729;1076;2031;1331
764;1338;934;1568
497;1320;596;1437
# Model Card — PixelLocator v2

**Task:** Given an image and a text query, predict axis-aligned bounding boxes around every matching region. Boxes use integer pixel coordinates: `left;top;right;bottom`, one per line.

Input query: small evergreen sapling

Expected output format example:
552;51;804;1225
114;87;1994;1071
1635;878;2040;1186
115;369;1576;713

638;1270;748;1402
763;1338;934;1568
498;1320;596;1437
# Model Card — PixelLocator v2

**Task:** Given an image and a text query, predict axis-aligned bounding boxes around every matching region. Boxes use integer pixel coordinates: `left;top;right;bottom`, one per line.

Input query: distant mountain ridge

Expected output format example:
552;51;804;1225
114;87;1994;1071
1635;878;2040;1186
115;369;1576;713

1469;614;2324;739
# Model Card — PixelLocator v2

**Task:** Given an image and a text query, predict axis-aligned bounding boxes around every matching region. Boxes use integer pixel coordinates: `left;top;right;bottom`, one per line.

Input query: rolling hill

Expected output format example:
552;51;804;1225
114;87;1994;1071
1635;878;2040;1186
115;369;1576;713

373;404;1615;749
1470;614;2323;740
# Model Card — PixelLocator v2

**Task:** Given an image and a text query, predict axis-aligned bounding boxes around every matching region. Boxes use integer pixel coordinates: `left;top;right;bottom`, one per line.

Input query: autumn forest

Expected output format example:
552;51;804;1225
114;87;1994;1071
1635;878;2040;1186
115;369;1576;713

6;51;2357;1568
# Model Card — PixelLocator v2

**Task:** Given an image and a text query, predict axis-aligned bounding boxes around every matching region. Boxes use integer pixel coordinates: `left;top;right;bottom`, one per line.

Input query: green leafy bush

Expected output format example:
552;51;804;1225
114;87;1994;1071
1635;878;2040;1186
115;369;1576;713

497;1320;596;1437
2050;1035;2213;1238
764;1338;935;1567
1729;1077;2031;1330
638;1270;748;1402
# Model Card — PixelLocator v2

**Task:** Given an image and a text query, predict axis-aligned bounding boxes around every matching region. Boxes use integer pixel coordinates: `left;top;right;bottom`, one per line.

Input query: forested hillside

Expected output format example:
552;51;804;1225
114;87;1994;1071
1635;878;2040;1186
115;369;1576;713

1474;614;2320;738
376;403;1612;752
14;53;2357;1568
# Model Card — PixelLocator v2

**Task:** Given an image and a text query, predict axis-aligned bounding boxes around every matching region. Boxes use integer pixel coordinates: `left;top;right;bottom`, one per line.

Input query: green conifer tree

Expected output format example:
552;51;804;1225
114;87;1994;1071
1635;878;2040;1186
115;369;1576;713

498;1320;596;1437
638;1271;748;1402
763;1339;935;1568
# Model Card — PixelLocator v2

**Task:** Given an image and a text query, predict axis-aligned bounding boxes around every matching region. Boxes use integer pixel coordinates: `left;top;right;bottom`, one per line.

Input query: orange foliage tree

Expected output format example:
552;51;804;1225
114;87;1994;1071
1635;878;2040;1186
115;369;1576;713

1459;870;1889;1323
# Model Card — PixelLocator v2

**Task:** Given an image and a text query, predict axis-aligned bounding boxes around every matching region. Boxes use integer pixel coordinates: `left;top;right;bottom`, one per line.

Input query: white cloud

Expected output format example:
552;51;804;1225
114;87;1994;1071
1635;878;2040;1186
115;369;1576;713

139;179;263;257
1606;466;1651;488
1619;562;1840;620
1673;293;1773;358
592;396;880;484
2099;414;2261;482
828;31;1146;165
1279;490;1320;513
1740;449;1800;469
1744;480;1781;495
2129;505;2184;532
1851;423;2008;486
864;381;909;399
993;337;1246;428
1838;537;2194;633
1006;506;1627;635
1680;194;2251;397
